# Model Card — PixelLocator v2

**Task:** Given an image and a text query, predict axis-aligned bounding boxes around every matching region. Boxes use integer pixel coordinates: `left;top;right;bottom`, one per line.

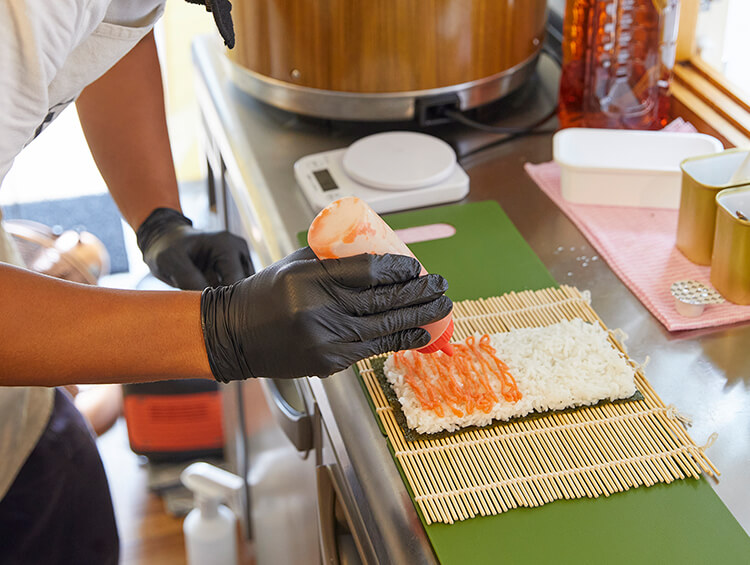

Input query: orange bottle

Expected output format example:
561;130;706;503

308;197;454;355
558;0;680;130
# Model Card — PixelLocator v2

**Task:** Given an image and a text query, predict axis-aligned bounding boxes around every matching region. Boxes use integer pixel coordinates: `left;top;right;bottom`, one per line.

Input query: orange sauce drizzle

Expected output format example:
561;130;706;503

394;334;521;418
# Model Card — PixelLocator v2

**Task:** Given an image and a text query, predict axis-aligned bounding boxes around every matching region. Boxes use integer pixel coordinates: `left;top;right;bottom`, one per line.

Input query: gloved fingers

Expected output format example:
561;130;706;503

205;269;222;289
320;253;422;289
196;232;252;285
282;246;317;263
240;252;255;278
338;273;448;316
223;232;252;262
343;295;453;343
156;252;211;290
213;253;251;286
350;328;432;362
304;328;429;378
210;0;235;49
172;265;211;290
266;246;317;275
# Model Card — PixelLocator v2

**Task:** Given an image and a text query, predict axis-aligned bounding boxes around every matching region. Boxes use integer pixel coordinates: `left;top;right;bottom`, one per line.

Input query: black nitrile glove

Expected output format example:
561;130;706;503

185;0;235;48
136;208;252;290
200;247;453;381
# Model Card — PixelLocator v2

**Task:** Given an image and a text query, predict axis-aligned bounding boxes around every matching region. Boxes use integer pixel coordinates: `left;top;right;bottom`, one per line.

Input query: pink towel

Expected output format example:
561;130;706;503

525;149;750;332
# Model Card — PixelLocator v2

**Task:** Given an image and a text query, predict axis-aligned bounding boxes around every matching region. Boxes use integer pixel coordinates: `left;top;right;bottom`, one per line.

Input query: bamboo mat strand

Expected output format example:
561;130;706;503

356;286;718;525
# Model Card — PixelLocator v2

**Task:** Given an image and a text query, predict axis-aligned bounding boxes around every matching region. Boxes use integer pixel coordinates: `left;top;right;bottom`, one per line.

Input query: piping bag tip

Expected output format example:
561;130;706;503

440;343;454;356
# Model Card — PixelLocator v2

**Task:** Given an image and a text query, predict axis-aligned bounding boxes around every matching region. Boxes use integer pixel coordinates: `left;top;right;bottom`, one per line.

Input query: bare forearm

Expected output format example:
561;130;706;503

0;264;212;386
75;31;180;230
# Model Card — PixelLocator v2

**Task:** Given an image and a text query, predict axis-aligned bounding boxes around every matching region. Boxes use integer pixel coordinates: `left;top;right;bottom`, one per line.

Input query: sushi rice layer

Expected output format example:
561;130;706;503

383;318;637;434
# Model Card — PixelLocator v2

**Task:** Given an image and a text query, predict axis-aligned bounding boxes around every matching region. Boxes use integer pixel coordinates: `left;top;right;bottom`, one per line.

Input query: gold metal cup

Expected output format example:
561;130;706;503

711;187;750;305
677;149;750;265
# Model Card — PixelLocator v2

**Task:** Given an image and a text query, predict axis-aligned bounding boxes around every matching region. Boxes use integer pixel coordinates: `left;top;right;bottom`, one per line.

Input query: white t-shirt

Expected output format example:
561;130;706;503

0;0;165;500
0;0;166;185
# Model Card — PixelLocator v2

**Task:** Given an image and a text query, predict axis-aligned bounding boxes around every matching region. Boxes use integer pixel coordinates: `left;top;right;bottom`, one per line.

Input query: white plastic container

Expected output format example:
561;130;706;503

553;128;723;209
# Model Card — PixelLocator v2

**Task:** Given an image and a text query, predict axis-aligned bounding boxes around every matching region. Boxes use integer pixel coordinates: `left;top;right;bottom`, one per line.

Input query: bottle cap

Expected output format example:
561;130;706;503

416;319;454;356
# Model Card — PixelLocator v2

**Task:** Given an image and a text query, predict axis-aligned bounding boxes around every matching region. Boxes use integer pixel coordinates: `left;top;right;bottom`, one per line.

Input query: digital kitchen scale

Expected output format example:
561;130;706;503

294;131;470;214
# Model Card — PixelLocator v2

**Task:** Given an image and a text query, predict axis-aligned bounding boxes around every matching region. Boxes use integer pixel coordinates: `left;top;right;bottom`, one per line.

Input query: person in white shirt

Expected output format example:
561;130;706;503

0;1;452;562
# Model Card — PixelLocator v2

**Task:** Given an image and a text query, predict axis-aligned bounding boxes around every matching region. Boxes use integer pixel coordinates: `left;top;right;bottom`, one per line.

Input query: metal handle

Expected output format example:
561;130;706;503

317;465;339;565
316;464;365;565
263;378;313;453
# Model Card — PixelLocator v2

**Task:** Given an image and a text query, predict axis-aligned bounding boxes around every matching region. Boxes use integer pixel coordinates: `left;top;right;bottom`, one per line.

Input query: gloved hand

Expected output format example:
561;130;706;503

200;247;453;381
136;208;253;290
184;0;235;48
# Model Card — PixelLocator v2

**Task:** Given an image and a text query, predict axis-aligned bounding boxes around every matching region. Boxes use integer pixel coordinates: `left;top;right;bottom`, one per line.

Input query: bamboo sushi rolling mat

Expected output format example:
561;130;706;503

356;285;718;525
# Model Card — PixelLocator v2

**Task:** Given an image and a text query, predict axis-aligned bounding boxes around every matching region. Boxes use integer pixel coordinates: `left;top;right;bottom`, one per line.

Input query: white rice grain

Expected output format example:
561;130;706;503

383;318;637;434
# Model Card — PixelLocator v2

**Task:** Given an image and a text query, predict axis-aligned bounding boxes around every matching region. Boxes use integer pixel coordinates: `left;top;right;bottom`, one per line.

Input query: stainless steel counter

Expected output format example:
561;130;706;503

192;35;750;563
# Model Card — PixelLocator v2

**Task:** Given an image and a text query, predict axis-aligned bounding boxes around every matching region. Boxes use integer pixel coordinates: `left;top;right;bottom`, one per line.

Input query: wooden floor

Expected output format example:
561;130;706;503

97;420;188;564
97;419;254;565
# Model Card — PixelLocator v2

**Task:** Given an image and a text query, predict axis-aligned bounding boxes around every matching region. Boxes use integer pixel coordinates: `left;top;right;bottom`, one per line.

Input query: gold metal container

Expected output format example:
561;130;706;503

677;149;750;265
711;187;750;305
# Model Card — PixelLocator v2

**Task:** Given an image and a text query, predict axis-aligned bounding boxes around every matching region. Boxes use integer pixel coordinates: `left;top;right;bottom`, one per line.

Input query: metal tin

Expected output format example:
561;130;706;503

670;280;725;317
677;149;750;265
711;186;750;305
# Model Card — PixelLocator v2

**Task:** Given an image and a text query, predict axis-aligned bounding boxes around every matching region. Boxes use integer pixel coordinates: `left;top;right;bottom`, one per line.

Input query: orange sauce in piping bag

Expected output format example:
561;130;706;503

308;197;454;355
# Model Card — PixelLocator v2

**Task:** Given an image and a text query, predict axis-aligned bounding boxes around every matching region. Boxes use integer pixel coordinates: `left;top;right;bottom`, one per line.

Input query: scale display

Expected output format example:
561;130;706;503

294;132;470;214
312;169;338;192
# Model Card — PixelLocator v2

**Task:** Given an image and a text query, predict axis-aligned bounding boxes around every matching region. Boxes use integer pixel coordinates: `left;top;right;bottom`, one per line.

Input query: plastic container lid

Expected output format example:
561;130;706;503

553;129;722;174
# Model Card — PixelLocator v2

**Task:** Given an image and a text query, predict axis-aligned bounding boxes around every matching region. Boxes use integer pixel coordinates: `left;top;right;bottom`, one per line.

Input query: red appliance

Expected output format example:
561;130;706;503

122;379;224;462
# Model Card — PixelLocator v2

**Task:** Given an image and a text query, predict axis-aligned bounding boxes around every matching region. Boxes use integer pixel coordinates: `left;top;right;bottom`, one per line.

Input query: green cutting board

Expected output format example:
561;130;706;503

300;201;750;564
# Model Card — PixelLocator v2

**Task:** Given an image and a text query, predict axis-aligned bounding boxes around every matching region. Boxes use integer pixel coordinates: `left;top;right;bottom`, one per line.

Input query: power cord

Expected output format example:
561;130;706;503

457;127;558;162
444;104;558;137
445;46;562;161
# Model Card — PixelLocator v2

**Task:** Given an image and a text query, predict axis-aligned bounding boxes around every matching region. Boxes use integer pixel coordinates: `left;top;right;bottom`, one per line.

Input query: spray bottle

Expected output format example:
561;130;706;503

181;462;244;565
308;196;454;355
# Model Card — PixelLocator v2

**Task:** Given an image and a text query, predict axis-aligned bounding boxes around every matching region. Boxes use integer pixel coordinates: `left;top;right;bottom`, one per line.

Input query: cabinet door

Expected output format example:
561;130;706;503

317;419;370;565
221;168;322;565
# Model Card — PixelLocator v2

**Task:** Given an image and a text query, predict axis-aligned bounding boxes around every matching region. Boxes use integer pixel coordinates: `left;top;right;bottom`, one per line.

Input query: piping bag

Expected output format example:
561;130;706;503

308;196;454;355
